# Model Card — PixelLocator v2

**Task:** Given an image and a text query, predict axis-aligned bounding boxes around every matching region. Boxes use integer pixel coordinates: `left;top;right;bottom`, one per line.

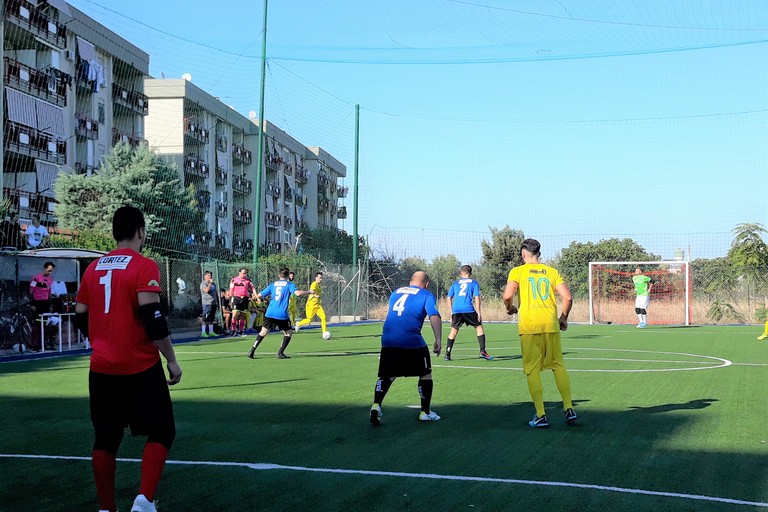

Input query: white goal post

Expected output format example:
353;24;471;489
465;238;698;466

588;261;691;326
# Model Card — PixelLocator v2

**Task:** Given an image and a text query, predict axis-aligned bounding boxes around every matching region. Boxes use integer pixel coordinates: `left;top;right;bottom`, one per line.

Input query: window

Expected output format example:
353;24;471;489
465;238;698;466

98;100;105;124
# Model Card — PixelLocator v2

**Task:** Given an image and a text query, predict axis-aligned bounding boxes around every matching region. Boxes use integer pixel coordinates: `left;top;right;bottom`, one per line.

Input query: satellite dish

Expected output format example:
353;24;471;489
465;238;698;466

181;73;192;81
248;111;257;119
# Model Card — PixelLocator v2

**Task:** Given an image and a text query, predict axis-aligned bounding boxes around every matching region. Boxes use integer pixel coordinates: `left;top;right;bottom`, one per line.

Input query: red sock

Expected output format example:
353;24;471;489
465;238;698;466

92;449;117;512
139;442;169;502
231;318;238;332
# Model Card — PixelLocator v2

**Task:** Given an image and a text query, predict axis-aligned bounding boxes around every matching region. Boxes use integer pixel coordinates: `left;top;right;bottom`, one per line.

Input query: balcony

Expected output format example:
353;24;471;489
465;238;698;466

318;198;331;212
4;57;68;107
294;191;307;207
265;212;282;227
3;188;56;215
4;120;66;164
265;183;281;199
112;83;149;116
284;217;294;230
74;162;98;175
330;204;337;215
233;238;254;253
185;122;209;145
265;241;283;253
4;0;68;49
196;191;211;212
75;114;99;140
216;136;228;153
214;234;227;249
338;206;348;219
232;143;252;165
233;175;252;195
284;188;293;202
267;153;283;171
317;172;330;187
215;202;228;218
112;128;145;148
233;207;252;225
215;167;228;186
295;167;308;184
284;164;293;177
183;156;209;179
186;231;212;248
330;182;337;193
338;186;349;198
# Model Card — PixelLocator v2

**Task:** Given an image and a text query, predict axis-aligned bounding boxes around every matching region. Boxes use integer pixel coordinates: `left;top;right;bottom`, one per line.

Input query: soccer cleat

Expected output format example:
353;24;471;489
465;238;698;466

444;354;452;361
247;347;256;359
200;332;209;338
565;408;578;422
758;334;768;340
294;324;301;332
479;351;494;360
528;414;549;428
637;323;646;328
130;494;157;512
418;410;441;421
276;353;290;359
369;404;382;426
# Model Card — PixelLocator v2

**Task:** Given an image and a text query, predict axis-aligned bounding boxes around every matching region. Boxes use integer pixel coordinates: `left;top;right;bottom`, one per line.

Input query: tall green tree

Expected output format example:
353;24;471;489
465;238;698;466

429;254;461;299
727;222;768;310
296;227;370;264
553;238;659;298
55;143;202;254
478;226;525;296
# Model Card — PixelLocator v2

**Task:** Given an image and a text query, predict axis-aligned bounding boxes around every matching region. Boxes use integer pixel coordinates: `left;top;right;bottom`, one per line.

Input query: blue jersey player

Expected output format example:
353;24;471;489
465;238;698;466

445;265;492;361
247;267;312;360
370;271;443;425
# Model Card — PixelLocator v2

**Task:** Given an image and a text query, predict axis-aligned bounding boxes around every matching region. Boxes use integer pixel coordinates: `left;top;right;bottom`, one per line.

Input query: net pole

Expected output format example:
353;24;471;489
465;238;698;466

588;263;594;324
685;262;691;326
252;0;268;265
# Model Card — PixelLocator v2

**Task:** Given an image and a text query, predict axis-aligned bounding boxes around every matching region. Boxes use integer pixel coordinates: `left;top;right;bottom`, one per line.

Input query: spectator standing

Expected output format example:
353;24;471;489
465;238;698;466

25;214;49;249
199;271;219;338
30;261;55;318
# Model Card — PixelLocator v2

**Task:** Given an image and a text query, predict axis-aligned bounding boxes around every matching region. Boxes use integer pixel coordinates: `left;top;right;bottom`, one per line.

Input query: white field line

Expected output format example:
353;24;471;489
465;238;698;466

1;453;765;509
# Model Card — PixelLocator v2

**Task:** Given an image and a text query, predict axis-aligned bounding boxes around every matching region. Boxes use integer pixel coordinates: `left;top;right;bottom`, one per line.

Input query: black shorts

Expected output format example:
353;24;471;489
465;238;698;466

263;317;292;332
378;346;432;378
451;312;481;329
202;304;218;322
89;361;175;437
232;296;249;312
31;299;51;318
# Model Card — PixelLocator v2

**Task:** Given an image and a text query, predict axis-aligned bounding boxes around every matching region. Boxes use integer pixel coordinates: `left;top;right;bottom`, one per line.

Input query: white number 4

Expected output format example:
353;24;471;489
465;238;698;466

392;294;408;316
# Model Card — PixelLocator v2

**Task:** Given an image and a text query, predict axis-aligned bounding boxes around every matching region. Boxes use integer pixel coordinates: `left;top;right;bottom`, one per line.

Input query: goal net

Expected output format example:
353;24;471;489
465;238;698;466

589;261;691;326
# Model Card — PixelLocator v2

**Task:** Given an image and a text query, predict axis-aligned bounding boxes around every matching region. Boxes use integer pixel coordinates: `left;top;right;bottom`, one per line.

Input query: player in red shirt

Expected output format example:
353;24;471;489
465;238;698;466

229;267;255;336
76;206;182;512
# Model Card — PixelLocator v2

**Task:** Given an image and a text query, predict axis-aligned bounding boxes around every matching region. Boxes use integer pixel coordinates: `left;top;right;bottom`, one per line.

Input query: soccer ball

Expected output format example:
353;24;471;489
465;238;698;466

322;331;332;340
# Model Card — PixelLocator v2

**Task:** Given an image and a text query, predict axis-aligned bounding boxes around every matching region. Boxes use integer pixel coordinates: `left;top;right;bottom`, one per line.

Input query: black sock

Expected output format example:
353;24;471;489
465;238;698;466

418;378;433;413
374;377;393;405
446;339;455;355
477;335;486;352
278;335;291;354
252;334;264;350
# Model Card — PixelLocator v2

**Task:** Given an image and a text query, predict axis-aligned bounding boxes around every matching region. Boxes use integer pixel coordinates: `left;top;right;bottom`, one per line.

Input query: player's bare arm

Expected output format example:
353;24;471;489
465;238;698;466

138;291;182;385
474;295;482;323
429;314;442;356
502;281;519;315
556;283;573;331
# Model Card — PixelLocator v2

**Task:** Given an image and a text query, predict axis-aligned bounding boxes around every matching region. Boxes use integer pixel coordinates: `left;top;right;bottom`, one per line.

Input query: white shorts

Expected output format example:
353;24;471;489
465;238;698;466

635;295;650;309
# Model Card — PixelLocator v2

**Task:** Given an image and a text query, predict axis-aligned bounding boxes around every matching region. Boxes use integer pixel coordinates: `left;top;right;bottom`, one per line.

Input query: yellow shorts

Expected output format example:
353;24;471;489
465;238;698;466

520;332;565;375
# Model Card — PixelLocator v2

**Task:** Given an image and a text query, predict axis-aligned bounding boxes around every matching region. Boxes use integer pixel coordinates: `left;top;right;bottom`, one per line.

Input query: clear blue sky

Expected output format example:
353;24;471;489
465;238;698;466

67;0;768;263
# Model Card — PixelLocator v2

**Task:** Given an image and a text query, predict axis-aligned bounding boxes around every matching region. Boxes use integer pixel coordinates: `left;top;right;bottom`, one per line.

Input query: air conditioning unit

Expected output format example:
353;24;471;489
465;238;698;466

64;50;75;61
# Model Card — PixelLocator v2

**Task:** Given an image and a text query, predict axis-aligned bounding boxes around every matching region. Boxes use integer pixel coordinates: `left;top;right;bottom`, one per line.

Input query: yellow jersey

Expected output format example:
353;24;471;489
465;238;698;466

307;281;322;305
507;263;564;335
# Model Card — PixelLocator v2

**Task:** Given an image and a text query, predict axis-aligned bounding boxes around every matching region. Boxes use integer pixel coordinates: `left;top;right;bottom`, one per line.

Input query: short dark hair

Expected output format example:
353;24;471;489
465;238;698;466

112;206;145;242
460;265;472;275
288;271;295;276
43;261;55;269
521;238;541;257
279;267;290;278
239;267;248;273
316;272;323;277
32;214;40;221
204;270;212;277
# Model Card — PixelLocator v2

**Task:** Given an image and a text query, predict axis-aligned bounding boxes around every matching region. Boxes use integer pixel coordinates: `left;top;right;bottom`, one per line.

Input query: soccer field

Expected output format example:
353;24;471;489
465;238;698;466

2;322;767;511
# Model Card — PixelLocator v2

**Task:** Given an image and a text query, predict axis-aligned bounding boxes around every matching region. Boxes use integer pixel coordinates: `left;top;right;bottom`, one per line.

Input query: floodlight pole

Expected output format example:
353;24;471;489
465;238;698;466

252;0;269;267
352;105;360;318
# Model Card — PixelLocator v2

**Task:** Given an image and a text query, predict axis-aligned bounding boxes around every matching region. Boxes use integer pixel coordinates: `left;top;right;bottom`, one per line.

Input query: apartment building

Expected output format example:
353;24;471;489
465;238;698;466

2;1;149;223
144;78;348;255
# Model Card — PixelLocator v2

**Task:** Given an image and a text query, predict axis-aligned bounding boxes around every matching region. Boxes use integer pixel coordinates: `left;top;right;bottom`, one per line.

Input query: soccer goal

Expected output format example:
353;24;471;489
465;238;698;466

588;261;691;326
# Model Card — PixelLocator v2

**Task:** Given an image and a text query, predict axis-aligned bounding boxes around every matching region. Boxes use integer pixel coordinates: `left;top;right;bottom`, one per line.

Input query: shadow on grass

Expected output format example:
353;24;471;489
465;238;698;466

629;398;719;413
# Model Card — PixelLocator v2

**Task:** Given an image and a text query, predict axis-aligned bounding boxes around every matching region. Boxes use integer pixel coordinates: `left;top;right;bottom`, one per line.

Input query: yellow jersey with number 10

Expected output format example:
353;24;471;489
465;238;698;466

507;263;564;335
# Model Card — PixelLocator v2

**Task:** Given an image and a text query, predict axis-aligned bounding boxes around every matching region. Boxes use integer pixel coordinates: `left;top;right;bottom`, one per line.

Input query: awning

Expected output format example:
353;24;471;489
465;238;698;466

5;89;38;129
44;0;72;17
35;100;64;137
76;36;97;62
35;160;59;197
217;151;230;171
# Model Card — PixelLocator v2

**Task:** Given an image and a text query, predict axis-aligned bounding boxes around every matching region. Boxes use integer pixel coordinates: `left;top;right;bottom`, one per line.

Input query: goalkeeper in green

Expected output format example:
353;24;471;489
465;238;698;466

632;268;652;328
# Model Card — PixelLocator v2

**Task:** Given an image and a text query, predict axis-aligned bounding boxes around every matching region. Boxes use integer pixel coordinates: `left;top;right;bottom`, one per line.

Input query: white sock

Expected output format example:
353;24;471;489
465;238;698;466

637;314;643;323
641;314;647;323
201;326;206;334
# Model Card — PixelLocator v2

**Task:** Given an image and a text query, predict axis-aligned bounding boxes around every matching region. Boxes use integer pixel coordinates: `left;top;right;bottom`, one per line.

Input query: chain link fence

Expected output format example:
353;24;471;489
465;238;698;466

2;251;767;358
